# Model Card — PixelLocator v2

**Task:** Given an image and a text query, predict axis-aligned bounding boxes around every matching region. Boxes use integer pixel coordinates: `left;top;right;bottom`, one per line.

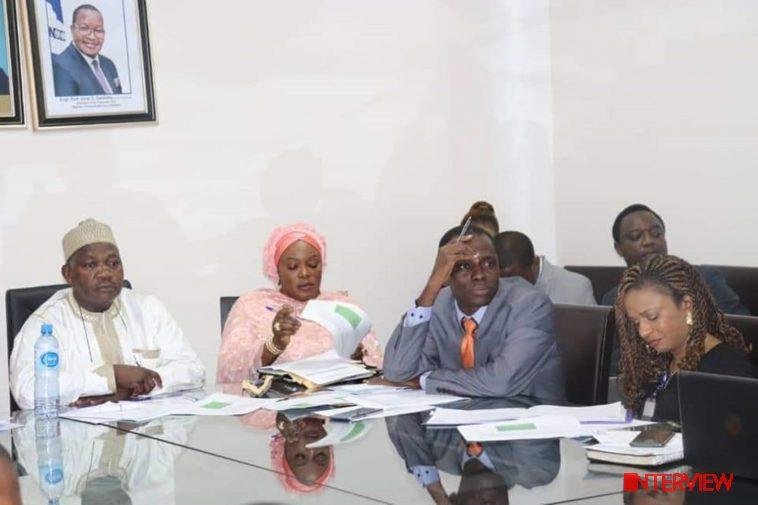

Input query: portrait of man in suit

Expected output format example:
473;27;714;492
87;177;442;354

52;4;123;97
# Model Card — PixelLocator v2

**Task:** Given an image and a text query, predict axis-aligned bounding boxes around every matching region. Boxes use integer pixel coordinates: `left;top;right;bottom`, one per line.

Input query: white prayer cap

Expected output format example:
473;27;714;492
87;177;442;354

62;218;118;261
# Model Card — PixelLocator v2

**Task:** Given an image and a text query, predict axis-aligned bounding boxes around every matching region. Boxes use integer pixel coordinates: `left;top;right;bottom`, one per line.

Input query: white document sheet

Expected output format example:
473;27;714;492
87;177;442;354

169;393;274;416
306;420;374;448
315;389;464;421
457;416;583;441
425;407;527;426
425;402;627;427
258;350;373;386
328;384;409;395
267;391;365;412
578;419;654;437
525;402;627;422
300;300;372;358
354;404;440;420
345;389;465;409
61;395;197;423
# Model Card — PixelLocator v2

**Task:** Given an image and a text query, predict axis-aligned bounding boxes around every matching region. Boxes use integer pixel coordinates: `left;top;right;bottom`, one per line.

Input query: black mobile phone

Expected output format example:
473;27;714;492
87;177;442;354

630;426;675;447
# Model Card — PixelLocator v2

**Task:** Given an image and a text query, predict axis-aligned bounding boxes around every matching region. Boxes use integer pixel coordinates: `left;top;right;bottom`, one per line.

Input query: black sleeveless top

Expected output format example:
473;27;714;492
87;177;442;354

652;343;757;423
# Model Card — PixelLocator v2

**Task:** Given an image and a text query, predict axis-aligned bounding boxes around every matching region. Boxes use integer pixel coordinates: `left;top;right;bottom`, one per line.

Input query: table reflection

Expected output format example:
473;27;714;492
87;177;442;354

12;412;196;505
238;409;336;494
385;398;561;504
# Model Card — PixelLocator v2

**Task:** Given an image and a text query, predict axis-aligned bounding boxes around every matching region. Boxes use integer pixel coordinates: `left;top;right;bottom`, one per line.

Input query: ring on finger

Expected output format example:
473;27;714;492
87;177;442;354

273;322;281;332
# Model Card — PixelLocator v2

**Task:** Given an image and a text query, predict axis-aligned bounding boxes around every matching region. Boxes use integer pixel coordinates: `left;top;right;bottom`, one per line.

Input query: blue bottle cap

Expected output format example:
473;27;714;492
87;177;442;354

41;324;53;335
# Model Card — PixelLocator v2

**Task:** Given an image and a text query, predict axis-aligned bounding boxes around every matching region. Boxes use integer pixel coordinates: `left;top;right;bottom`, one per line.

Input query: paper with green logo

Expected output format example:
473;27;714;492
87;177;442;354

300;300;372;358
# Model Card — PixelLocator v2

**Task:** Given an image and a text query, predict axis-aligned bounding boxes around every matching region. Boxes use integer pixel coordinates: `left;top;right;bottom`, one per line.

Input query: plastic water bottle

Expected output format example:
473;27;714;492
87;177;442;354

35;417;63;505
34;324;60;418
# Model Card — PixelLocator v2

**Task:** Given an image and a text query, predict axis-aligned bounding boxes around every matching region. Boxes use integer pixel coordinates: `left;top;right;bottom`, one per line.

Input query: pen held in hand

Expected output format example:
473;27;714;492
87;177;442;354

265;306;303;320
457;216;472;242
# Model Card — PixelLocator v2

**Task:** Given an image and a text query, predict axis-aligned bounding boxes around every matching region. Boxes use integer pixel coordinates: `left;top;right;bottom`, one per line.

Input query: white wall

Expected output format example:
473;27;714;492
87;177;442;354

0;1;554;409
551;0;758;267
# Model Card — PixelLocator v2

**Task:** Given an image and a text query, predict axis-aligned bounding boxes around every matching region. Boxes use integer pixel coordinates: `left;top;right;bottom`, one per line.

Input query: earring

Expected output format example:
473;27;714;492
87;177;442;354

686;311;693;326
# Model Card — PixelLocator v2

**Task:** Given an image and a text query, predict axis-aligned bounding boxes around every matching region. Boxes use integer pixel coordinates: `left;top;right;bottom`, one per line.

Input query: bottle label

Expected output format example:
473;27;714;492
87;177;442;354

39;352;59;368
44;468;63;484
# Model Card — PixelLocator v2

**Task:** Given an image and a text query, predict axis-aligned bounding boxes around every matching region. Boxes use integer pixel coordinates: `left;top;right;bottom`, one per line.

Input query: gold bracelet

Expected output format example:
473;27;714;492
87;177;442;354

265;335;285;356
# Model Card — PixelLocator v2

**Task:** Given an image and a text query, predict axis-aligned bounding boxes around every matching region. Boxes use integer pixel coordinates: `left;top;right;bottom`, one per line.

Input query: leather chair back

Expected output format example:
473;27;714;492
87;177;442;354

553;304;614;405
568;264;758;316
564;266;624;304
706;265;758;316
219;296;239;333
5;280;131;411
725;314;758;367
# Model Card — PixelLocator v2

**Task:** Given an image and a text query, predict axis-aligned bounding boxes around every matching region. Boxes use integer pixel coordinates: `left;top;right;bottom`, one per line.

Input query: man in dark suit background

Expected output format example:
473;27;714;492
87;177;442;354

52;4;122;97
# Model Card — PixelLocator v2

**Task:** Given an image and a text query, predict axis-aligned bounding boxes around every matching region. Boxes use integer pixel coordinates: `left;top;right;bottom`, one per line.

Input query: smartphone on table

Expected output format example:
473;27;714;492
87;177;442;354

630;425;675;447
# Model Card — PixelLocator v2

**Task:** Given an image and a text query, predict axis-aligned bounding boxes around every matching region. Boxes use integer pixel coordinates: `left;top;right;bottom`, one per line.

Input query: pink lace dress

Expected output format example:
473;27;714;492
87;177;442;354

216;289;383;384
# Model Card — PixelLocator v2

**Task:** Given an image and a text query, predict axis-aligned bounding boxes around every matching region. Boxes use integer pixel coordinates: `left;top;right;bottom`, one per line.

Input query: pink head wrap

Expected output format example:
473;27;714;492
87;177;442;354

262;222;327;284
269;435;335;493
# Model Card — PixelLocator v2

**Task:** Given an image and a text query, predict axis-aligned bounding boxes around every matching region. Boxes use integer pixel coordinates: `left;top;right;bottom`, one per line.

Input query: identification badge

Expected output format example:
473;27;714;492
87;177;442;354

642;398;656;419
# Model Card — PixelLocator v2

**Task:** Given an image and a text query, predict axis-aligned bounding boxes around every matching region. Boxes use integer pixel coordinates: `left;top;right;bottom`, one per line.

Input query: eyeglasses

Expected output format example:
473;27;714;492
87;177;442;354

74;25;106;37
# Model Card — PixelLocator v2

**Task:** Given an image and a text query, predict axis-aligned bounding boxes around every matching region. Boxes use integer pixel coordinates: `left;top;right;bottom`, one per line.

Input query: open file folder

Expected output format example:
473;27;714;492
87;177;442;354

257;350;376;389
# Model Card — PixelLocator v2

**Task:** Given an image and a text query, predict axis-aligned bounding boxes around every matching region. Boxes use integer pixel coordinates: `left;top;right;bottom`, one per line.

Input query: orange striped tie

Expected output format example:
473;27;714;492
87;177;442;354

460;317;477;369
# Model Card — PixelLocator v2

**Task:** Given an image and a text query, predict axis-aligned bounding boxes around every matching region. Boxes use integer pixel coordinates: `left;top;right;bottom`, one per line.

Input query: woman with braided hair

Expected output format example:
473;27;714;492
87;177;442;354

615;254;757;422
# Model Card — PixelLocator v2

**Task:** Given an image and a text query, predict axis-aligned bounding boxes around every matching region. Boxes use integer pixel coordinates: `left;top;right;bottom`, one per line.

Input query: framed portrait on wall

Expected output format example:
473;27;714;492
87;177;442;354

23;0;155;128
0;0;25;126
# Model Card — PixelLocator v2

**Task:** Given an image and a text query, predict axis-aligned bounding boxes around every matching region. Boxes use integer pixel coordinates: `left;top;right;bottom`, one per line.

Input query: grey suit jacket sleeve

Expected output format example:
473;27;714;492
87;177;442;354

382;313;439;382
425;292;557;397
578;277;598;306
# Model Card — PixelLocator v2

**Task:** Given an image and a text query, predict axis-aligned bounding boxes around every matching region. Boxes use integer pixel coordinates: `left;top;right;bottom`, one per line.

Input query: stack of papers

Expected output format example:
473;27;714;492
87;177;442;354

258;350;374;387
458;416;584;441
300;300;372;358
61;393;274;423
267;391;363;412
317;388;465;421
426;407;529;426
587;431;684;466
61;396;197;423
426;402;628;427
169;393;274;416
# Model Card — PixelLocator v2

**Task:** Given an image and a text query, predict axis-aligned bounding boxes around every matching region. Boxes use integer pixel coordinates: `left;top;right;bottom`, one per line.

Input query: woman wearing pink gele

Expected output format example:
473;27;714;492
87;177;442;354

216;222;383;384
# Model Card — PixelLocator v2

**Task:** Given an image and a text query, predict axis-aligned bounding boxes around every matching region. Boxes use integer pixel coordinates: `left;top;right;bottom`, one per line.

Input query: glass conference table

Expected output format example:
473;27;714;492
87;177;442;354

5;390;757;504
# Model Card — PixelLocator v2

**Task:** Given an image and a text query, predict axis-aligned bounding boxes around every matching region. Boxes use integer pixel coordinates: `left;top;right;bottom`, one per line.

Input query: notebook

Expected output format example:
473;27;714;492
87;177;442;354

257;350;375;388
585;429;684;467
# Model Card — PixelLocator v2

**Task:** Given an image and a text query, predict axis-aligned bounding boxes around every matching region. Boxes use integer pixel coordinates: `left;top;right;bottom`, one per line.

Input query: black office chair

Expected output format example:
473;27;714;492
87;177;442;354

219;296;239;332
725;313;758;367
564;266;625;305
553;304;614;405
5;280;132;412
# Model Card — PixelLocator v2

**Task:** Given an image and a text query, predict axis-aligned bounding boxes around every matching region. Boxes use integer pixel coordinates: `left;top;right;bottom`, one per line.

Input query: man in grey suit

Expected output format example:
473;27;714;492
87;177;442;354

52;4;122;97
382;225;565;400
495;231;596;306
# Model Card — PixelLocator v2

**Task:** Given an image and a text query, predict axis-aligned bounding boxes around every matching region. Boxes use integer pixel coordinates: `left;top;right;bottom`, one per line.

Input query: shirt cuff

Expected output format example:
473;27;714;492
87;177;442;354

411;465;440;486
419;371;432;391
403;305;432;327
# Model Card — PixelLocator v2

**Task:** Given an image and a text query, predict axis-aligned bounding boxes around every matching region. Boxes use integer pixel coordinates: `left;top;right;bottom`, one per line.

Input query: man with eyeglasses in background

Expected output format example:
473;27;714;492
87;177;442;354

52;4;122;96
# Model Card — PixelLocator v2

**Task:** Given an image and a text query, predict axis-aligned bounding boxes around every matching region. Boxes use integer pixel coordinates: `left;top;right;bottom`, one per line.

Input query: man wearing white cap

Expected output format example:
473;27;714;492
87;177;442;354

10;219;205;409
